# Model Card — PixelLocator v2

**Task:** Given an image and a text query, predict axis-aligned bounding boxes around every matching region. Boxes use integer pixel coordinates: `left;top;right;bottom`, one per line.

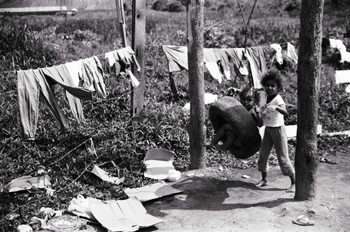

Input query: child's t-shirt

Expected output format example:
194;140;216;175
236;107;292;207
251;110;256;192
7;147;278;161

259;92;285;127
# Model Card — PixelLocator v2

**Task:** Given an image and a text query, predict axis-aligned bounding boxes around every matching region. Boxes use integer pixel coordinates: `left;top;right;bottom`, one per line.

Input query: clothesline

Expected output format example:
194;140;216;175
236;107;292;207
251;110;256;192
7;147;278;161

16;46;141;140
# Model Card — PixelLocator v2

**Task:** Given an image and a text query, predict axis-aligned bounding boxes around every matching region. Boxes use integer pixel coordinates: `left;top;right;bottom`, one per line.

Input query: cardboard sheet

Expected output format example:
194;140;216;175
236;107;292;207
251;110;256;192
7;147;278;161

91;165;124;185
89;197;163;232
144;148;176;180
3;175;51;192
124;182;183;202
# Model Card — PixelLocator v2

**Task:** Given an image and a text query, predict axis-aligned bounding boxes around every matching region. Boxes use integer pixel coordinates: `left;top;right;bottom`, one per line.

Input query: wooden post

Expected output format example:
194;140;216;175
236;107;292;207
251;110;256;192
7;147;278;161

295;0;324;200
116;0;127;47
186;0;206;169
131;0;146;122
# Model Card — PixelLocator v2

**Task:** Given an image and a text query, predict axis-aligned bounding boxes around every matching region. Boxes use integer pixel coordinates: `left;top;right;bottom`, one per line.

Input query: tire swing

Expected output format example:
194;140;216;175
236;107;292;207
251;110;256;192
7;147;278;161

209;96;261;159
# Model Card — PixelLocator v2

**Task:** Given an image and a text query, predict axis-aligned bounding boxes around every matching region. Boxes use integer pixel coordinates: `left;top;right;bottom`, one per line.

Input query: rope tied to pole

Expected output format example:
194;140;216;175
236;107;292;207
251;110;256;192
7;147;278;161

236;0;258;90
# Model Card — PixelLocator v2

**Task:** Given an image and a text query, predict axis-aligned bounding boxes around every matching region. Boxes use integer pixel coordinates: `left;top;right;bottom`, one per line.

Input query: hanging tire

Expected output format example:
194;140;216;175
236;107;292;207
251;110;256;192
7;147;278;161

209;96;261;159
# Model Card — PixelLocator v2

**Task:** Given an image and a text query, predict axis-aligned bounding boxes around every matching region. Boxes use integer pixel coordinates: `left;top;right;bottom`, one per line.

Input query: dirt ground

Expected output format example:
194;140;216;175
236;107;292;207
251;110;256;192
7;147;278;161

139;152;350;232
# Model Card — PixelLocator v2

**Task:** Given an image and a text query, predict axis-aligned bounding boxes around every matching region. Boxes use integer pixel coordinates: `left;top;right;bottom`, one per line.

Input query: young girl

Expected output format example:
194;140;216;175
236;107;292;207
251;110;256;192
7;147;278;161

255;69;295;193
207;85;263;152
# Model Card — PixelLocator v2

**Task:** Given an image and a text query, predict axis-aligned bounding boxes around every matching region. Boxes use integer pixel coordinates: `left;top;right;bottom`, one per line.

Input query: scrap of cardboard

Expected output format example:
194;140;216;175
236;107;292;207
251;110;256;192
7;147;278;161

4;175;51;192
89;197;163;232
144;148;175;180
91;165;124;185
124;182;183;202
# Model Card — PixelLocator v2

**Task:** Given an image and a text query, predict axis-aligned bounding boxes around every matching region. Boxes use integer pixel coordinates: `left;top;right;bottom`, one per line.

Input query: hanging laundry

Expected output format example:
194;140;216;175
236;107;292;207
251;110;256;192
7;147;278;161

270;43;283;65
40;67;93;100
82;57;107;98
162;45;270;88
226;47;265;89
205;62;223;83
53;65;85;122
329;39;348;63
126;69;140;87
64;60;83;87
286;42;298;64
334;70;350;84
17;69;69;140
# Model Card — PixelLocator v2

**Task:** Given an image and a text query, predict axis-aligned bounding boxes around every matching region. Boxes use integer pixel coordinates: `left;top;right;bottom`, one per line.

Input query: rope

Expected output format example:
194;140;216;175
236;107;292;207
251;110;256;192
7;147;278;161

236;0;258;90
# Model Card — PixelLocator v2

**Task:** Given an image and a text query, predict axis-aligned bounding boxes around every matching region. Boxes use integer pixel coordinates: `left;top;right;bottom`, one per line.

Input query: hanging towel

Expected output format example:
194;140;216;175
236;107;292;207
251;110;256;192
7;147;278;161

335;70;350;84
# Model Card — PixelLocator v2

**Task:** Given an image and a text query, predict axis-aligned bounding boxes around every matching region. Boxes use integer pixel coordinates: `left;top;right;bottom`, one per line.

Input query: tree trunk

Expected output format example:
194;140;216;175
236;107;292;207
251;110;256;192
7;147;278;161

295;0;324;200
186;0;206;169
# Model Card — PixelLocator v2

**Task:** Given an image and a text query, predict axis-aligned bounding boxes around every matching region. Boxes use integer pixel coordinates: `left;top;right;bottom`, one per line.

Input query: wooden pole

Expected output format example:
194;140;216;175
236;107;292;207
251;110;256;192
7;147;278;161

131;0;146;122
295;0;324;200
116;0;127;47
186;0;206;169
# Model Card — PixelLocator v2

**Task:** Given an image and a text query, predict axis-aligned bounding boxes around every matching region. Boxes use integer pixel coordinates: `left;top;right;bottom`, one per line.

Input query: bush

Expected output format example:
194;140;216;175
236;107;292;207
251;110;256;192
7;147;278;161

151;0;184;12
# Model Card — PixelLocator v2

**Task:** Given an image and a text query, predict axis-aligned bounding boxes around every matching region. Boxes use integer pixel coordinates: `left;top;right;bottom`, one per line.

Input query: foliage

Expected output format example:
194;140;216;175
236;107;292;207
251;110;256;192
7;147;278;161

1;1;350;231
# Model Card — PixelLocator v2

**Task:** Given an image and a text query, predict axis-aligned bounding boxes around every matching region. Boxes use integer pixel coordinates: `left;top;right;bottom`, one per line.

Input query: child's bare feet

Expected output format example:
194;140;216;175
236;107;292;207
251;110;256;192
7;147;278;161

286;183;295;193
255;179;267;187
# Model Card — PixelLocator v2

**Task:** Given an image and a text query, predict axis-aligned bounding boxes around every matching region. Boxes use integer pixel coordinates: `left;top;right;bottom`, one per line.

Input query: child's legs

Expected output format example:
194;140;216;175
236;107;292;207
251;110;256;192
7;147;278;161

221;130;237;150
211;124;233;145
258;128;274;173
271;125;295;176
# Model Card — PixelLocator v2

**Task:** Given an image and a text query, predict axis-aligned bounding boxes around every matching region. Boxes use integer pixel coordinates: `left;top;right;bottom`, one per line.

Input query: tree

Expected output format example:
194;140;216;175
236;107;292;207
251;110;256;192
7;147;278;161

295;0;324;200
186;0;206;169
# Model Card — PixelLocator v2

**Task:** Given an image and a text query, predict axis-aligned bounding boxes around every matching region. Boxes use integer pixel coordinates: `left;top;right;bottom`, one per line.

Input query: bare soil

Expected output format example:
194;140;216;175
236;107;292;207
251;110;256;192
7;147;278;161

141;152;350;232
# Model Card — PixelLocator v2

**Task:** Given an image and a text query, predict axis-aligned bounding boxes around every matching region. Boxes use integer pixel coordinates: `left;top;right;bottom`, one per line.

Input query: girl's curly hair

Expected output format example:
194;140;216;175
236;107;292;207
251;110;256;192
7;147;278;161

260;69;283;90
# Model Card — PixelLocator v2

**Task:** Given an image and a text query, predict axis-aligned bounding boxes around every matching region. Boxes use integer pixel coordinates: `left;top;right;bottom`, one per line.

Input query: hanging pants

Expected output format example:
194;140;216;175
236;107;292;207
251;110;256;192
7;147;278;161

17;69;69;140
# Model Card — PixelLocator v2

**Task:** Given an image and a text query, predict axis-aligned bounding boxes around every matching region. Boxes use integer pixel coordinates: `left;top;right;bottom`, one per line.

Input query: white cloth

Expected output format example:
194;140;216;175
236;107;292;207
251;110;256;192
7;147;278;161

346;84;350;93
105;51;116;67
259;92;285;127
335;70;350;84
329;39;348;63
287;42;298;64
205;62;223;83
126;70;140;87
270;43;283;65
65;60;83;87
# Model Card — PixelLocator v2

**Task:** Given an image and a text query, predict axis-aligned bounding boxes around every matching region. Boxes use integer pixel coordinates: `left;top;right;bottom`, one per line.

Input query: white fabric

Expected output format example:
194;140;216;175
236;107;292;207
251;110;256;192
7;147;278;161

126;70;140;87
287;42;298;64
259;92;285;127
205;62;223;83
335;70;350;84
329;39;348;63
105;51;116;67
65;60;83;87
346;84;350;93
270;43;283;65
